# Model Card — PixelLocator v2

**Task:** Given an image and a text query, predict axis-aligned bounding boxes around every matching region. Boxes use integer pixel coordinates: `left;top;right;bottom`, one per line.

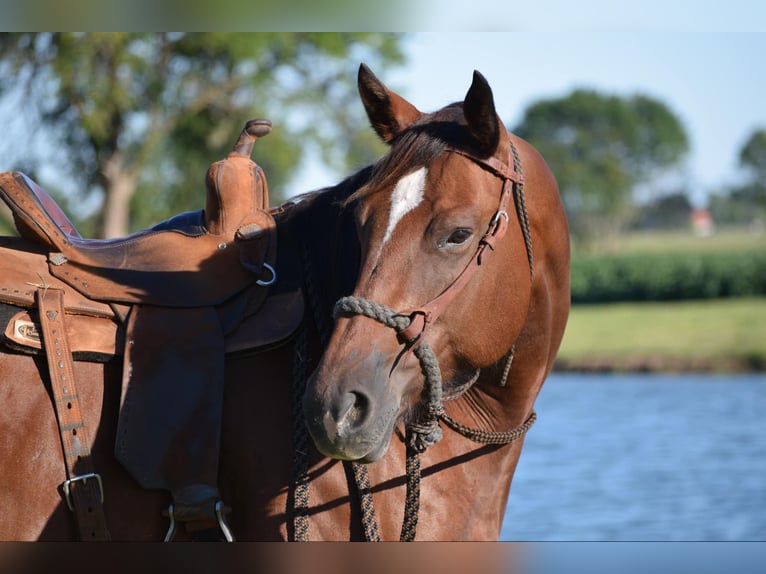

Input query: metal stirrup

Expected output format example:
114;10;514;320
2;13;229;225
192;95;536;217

163;501;235;542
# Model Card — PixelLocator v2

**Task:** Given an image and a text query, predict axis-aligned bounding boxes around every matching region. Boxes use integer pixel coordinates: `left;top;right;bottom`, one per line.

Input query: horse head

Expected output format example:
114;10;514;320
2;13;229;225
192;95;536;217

303;64;556;463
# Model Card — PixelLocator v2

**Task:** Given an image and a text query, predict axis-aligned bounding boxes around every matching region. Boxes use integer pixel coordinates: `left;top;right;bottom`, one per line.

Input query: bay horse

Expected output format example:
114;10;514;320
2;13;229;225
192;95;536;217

0;64;569;541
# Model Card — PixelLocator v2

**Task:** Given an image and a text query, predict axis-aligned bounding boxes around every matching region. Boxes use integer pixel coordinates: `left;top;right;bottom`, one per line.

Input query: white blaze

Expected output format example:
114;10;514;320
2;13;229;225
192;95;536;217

382;167;427;246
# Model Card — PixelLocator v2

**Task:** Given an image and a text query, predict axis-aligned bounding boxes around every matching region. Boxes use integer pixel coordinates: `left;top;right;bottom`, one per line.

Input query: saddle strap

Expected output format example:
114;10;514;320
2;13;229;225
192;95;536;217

36;287;111;541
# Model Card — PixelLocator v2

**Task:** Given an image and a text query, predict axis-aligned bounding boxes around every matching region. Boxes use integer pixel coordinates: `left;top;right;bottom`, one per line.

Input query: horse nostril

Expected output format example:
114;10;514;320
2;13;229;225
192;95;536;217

337;391;370;435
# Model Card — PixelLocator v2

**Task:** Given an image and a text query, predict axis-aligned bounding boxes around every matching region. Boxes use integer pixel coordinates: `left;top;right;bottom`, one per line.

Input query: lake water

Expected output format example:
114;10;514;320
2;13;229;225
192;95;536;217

500;373;766;541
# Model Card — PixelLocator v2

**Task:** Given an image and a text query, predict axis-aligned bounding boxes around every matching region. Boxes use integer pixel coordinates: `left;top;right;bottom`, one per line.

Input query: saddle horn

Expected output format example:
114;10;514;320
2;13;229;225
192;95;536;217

229;118;273;159
204;119;273;238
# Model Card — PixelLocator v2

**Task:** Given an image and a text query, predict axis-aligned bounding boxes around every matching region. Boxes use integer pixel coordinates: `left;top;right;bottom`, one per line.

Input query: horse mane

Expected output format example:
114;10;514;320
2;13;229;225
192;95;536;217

344;103;485;206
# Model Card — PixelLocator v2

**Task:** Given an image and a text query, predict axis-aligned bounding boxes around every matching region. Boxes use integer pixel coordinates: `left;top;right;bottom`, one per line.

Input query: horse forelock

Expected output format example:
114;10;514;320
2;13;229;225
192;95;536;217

344;104;492;207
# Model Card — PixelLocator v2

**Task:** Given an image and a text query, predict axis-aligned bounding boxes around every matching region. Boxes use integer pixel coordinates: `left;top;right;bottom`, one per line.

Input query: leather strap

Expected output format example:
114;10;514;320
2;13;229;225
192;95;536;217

397;146;520;346
36;287;110;541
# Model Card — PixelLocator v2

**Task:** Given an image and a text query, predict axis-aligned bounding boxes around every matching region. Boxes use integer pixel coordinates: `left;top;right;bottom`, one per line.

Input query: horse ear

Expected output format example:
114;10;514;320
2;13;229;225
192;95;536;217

464;70;501;156
358;63;422;143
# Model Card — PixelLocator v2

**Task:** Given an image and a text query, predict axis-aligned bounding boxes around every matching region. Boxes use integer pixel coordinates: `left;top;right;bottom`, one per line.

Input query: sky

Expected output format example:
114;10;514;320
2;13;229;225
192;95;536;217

1;4;764;210
294;31;766;207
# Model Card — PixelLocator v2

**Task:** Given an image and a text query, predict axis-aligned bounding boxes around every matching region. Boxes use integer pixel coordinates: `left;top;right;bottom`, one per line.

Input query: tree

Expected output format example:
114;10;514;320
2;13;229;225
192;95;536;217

513;89;689;249
739;128;766;179
0;33;404;237
709;127;766;227
736;128;766;215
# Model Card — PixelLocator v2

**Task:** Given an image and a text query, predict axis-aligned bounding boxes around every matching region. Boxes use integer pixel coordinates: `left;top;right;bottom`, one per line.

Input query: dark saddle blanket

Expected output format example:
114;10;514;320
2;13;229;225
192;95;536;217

0;120;304;511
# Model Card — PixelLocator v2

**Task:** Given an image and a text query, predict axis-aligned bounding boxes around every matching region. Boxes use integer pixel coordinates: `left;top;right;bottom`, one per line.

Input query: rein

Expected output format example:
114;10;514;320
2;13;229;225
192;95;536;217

331;140;537;541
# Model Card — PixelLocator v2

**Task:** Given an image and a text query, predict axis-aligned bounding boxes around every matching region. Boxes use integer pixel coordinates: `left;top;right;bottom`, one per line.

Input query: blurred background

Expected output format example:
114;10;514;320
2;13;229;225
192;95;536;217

0;24;764;541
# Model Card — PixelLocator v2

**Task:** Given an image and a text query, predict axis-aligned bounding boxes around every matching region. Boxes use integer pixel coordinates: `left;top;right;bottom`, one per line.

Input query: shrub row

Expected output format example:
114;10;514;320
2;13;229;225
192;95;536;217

570;249;766;303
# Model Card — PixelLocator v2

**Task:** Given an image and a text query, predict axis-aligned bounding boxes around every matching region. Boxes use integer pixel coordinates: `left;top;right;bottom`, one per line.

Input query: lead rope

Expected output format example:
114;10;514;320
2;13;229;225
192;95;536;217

291;243;382;541
289;325;311;541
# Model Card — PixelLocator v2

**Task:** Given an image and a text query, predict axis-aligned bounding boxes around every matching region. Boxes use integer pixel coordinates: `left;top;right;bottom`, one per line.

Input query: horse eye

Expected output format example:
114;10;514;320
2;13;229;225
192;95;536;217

445;228;472;246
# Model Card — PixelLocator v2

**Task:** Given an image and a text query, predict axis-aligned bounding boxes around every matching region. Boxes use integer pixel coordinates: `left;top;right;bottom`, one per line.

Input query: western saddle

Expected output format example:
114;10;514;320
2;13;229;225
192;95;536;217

0;119;304;541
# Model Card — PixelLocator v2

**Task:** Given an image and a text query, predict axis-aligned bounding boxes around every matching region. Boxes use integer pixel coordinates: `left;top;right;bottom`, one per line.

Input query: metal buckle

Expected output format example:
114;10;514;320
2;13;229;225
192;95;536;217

62;472;104;511
489;210;509;235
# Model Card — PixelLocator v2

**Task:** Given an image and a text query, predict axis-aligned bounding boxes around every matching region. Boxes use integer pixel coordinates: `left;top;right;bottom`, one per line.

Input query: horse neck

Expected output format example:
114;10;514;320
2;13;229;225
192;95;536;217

276;174;366;344
462;135;569;433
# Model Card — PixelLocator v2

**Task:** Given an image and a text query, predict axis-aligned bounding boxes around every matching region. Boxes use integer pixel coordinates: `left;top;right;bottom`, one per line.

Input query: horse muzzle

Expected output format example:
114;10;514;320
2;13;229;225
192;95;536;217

302;351;406;462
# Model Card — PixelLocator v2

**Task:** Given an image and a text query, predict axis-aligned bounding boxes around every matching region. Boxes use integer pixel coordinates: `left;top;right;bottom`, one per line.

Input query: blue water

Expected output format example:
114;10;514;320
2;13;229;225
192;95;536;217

500;373;766;541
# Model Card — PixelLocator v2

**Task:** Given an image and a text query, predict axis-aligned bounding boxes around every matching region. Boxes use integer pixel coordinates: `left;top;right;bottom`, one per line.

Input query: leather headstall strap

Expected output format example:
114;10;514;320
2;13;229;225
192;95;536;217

36;287;110;541
396;145;524;348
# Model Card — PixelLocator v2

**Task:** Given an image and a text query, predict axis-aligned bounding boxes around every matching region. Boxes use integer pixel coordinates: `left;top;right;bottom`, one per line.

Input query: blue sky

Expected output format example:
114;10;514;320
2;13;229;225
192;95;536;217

416;0;766;33
296;31;766;207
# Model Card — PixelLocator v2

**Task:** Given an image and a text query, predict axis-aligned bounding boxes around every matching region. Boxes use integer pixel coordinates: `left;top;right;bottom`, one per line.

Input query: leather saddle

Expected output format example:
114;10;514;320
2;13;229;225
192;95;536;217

1;119;277;307
0;119;305;539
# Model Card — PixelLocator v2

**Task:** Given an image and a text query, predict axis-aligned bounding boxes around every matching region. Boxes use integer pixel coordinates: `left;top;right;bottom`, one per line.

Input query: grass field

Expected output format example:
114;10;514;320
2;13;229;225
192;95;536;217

554;298;766;372
583;227;766;255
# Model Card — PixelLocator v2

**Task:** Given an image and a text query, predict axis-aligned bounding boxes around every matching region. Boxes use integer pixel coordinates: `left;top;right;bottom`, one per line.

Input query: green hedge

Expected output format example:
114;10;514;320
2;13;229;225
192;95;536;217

570;250;766;303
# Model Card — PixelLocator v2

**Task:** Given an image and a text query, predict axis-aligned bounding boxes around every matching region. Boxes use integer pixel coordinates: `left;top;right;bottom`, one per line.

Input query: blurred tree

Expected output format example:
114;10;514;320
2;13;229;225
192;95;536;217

0;33;404;237
739;128;766;178
513;89;689;249
709;128;766;228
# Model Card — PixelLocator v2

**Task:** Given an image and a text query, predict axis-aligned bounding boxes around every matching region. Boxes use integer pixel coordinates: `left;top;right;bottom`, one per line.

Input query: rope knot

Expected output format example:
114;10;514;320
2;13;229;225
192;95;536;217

407;419;443;453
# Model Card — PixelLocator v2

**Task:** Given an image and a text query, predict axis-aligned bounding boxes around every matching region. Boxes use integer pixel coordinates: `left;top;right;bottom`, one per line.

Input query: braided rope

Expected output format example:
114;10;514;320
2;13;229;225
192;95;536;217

400;443;421;541
351;462;382;542
497;345;515;388
441;409;537;445
290;326;311;541
510;141;534;281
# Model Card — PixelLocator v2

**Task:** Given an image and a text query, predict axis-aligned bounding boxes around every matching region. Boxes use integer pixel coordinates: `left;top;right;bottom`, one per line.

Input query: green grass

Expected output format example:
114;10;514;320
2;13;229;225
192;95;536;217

555;298;766;372
583;228;766;255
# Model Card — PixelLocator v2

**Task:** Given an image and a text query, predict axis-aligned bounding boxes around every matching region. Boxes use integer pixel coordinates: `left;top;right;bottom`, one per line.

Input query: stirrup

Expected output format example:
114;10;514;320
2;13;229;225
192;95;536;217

163;500;235;542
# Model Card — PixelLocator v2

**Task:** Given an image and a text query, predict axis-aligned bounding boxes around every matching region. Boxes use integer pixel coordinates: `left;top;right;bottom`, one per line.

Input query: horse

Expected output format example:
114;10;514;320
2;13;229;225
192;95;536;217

0;64;569;541
299;64;571;540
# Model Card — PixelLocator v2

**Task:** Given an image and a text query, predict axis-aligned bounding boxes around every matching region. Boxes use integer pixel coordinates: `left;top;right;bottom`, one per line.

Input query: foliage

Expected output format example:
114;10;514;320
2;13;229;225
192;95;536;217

513;89;689;248
571;249;766;303
710;128;766;228
739;128;766;178
0;33;404;237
